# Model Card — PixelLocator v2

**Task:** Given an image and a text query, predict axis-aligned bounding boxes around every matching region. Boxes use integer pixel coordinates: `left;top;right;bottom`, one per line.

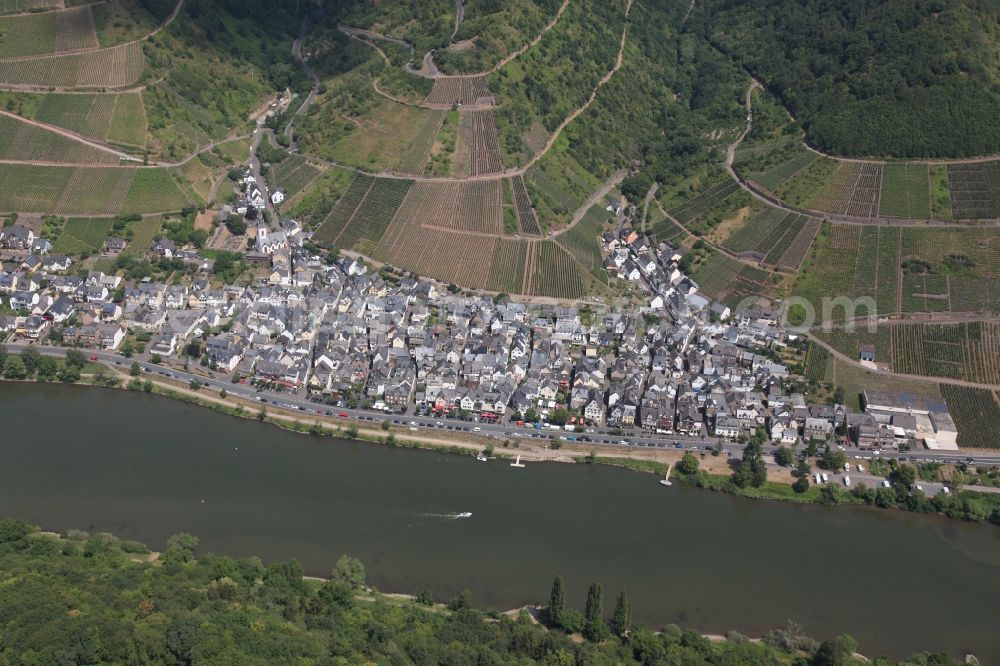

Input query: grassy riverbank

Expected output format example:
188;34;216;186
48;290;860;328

579;456;1000;525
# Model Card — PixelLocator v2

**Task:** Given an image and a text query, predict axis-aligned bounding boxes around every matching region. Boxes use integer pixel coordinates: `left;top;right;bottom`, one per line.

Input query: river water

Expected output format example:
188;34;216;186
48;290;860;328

1;382;999;660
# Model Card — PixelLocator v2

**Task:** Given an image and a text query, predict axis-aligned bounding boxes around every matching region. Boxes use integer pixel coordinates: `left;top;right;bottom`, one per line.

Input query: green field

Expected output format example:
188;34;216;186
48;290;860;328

0;113;120;164
878;163;930;219
121;169;194;214
52;217;113;255
556;204;611;283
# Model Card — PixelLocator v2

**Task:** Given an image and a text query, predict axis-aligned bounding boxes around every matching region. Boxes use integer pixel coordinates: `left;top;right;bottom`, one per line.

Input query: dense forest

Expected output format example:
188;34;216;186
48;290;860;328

690;0;1000;158
0;519;974;665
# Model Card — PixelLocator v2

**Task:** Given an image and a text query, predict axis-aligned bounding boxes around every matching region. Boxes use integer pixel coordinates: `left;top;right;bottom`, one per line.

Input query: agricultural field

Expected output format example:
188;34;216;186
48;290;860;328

940;385;1000;449
722;205;820;271
527;240;589;299
119;168;194;214
461;109;503;176
747;149;818;192
822;322;1000;386
377;179;503;242
488;237;527;294
0;6;96;58
52;216;113;255
121;215;164;257
878;163;930;219
509;175;541;236
648;206;692;248
690;251;774;307
773;156;839;209
424;75;492;107
793;223;901;319
28;92;147;149
332;177;413;254
312;174;375;246
374;225;500;291
171;157;217;205
310;97;443;172
52;166;135;215
0;40;144;88
0;113;121;164
947;159;1000;220
424;109;458;177
396;108;444;175
0;0;60;13
806;161;883;218
665;178;741;231
556;204;611;283
269;154;321;202
283;166;356;231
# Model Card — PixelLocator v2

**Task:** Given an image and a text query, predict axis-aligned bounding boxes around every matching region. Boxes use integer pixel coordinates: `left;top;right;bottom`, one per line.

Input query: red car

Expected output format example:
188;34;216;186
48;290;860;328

338;412;348;418
88;355;98;361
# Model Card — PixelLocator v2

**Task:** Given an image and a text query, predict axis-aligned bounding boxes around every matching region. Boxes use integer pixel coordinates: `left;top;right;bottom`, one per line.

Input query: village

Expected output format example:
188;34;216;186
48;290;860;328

0;167;964;460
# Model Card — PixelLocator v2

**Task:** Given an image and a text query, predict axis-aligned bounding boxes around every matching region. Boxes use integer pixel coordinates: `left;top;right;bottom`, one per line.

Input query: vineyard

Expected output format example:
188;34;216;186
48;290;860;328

396;108;443;175
334;177;412;254
424;75;493;107
0;40;144;88
895;322;1000;385
510;175;541;236
666;178;741;228
52;216;113;255
121;215;163;257
749;149;818;191
53;5;98;52
0;0;60;12
373;225;500;290
0;113;120;164
489;237;526;294
690;251;774;307
940;385;1000;449
878;163;930;219
120;168;193;213
723;205;819;270
463;109;502;176
808;161;883;218
269;154;321;201
312;174;375;246
946;160;1000;220
556;204;610;283
528;240;588;299
53;166;135;215
0;7;98;58
377;180;504;244
0;164;184;214
648;206;691;247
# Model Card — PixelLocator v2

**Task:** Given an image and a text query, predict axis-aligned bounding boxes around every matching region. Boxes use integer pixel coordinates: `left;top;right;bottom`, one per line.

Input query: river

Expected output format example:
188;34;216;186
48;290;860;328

1;382;999;660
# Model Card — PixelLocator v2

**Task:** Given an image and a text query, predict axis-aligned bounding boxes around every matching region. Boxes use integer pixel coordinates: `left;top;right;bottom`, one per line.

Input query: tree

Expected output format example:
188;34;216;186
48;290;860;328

678;452;699;475
583;582;608;642
610;590;630;638
65;349;86;369
792;476;810;493
732;439;767;488
35;355;58;381
447;589;472;611
812;634;858;666
20;347;40;374
820;445;847;471
547;576;565;628
219;388;227;399
795;458;812;478
774;446;794;466
164;533;199;565
130;361;141;377
58;363;80;383
332;555;366;589
890;464;917;488
3;355;27;380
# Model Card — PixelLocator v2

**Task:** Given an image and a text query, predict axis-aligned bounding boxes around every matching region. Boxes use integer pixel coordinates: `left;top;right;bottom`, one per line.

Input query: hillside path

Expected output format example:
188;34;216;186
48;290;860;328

0;108;141;162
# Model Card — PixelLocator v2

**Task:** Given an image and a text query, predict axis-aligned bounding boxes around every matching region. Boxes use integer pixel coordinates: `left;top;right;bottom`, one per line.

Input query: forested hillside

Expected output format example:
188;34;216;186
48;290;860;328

691;0;1000;158
0;519;968;665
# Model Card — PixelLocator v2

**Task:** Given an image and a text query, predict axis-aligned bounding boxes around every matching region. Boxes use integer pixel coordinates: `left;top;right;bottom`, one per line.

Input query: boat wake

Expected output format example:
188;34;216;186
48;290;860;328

420;512;472;520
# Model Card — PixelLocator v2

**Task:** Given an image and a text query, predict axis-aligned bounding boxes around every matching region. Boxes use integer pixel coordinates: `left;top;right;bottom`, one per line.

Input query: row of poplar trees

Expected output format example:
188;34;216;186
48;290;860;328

546;576;631;642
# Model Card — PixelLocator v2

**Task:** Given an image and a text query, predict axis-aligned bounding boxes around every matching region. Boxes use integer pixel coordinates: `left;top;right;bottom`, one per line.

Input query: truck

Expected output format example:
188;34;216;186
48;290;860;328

821;473;829;483
814;473;822;484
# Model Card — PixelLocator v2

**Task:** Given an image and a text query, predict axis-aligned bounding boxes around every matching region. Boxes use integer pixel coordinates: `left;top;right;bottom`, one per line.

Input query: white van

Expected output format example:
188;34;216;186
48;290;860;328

843;476;851;487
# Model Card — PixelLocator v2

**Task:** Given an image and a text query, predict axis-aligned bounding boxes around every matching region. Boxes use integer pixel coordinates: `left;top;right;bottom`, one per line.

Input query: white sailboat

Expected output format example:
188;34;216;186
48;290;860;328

510;454;525;468
476;451;488;462
659;463;673;487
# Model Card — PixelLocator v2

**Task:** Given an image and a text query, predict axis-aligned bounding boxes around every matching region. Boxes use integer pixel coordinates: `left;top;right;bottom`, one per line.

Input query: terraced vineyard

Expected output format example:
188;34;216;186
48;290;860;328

556;204;611;282
377;180;503;241
807;161;883;218
424;76;492;106
464;109;502;176
0;6;97;57
666;179;741;228
749;150;818;191
334;177;413;253
52;216;113;255
0;0;60;12
691;251;774;307
374;225;500;290
270;154;321;201
940;385;1000;449
312;174;375;246
0;113;121;164
396;109;443;175
53;167;135;215
489;237;527;293
878;163;930;219
723;205;819;271
947;160;1000;220
30;92;147;148
529;240;587;299
0;40;144;88
510;175;541;235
